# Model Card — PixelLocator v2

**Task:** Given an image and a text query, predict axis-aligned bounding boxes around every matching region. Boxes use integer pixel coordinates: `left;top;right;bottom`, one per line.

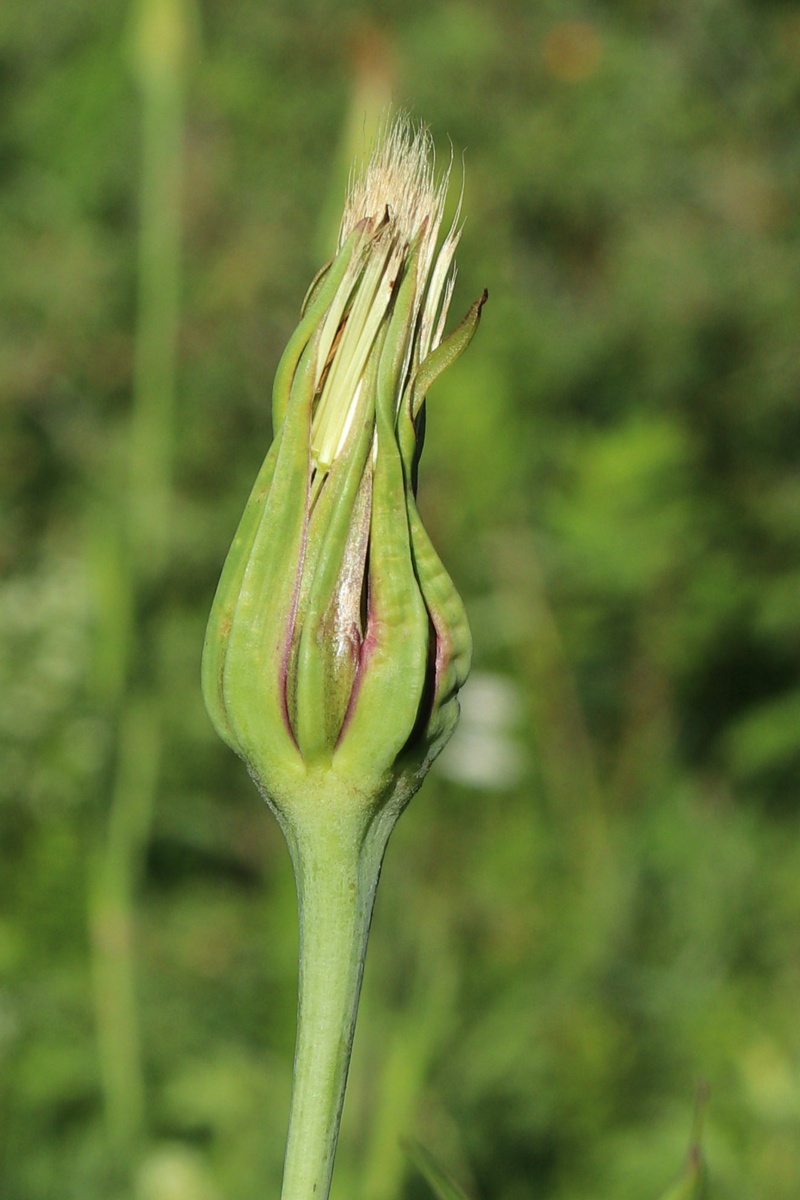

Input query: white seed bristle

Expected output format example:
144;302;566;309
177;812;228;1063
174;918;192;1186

311;115;463;479
338;115;461;354
340;115;446;247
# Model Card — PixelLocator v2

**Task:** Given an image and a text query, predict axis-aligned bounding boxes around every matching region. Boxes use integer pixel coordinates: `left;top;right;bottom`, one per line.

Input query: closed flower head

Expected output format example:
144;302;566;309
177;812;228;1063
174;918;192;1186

202;113;486;1200
202;113;486;820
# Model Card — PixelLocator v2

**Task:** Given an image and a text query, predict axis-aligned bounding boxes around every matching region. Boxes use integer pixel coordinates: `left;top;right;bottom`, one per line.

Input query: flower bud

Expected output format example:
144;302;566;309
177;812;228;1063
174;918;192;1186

202;116;485;818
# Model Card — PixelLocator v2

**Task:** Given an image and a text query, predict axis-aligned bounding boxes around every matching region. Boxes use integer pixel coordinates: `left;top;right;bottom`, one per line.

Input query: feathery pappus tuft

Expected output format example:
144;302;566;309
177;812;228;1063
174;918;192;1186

340;114;448;249
342;112;462;352
310;115;463;474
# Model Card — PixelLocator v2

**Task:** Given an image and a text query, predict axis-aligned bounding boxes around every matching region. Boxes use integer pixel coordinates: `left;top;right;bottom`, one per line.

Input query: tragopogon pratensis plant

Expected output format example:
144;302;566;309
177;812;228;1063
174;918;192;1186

202;114;485;1200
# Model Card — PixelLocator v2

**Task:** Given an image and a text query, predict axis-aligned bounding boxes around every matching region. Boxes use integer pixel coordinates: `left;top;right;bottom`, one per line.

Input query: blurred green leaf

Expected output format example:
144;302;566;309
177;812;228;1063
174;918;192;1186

657;1148;707;1200
404;1140;472;1200
657;1086;709;1200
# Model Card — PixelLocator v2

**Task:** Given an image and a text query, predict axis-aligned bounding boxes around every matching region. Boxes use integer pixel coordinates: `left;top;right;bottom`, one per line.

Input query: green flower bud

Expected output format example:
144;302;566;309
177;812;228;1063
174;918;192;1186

202;117;485;821
203;116;486;1200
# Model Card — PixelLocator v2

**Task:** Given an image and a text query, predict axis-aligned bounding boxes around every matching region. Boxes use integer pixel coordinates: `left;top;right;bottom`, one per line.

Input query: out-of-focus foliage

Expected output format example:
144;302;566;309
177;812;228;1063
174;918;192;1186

2;1;800;1198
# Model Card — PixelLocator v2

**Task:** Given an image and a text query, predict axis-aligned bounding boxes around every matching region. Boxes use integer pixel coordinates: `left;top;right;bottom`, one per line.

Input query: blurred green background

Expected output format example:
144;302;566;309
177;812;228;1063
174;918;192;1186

2;0;800;1197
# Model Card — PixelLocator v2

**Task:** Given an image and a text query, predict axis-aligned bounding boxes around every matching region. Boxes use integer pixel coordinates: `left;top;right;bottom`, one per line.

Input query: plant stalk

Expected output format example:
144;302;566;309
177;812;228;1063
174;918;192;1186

278;797;396;1200
89;697;161;1163
87;0;188;1172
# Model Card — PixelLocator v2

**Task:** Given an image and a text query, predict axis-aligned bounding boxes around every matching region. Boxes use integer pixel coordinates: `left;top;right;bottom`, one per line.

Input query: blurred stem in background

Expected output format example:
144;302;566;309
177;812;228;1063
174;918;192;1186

360;919;457;1200
314;25;394;261
87;0;189;1180
88;700;161;1170
128;0;186;581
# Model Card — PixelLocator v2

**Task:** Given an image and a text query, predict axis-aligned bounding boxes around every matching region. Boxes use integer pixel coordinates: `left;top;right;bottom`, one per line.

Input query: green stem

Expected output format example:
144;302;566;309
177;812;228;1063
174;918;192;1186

279;799;396;1200
86;0;188;1172
128;0;187;581
89;696;161;1165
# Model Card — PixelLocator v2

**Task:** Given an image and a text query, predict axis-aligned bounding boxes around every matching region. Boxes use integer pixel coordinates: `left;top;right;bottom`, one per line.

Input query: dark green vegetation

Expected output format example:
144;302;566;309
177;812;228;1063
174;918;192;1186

2;1;799;1197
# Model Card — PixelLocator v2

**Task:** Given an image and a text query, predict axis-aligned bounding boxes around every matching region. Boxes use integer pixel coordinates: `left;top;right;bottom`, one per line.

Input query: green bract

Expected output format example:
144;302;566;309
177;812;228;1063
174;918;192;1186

202;118;485;824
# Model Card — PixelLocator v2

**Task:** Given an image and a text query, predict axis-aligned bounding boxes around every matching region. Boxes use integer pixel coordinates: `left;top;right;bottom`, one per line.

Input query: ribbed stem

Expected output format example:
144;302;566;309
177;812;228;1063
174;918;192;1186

279;800;395;1200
